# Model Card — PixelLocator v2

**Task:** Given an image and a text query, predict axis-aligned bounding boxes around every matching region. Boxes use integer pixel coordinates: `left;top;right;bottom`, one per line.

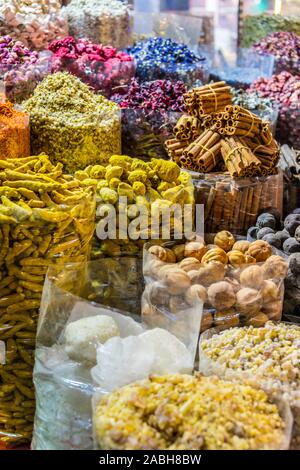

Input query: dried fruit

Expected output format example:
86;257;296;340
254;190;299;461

214;230;235;252
232;240;250;253
148;246;176;263
246;240;272;262
185;284;207;305
227;250;246;268
284;214;300;236
202;248;228;265
240;265;264;289
179;257;201;272
214;309;239;328
207;281;236;310
257;227;274;239
236;288;262;317
261;280;279;304
262;255;288;279
172;244;185;262
257;213;276;230
283;237;300;254
160;268;191;295
184;241;207;262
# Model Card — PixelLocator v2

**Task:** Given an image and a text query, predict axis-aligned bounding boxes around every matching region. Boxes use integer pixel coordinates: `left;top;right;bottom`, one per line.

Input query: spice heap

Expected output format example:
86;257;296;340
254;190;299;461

74;155;194;258
23;72;121;174
128;37;208;87
200;322;300;449
48;36;135;97
0;154;95;446
94;374;287;450
63;0;131;50
111;78;187;160
0;36;50;103
0;100;30;159
249;72;300;148
166;82;280;177
252;32;300;76
241;13;300;48
0;0;68;50
143;233;288;332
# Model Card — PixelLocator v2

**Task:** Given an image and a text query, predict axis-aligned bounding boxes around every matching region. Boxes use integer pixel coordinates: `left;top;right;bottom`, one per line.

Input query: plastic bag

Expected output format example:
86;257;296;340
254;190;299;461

199;323;299;449
0;155;95;448
192;171;283;235
32;260;193;450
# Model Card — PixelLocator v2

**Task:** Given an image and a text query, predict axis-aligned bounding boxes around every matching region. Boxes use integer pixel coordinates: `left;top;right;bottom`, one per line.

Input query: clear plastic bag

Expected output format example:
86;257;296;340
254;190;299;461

32;259;194;450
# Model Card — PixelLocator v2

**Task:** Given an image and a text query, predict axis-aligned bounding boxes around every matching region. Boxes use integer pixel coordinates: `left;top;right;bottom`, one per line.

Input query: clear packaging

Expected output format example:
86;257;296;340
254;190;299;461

0;53;52;104
32;260;194;450
192;171;283;235
199;323;299;449
0;156;95;448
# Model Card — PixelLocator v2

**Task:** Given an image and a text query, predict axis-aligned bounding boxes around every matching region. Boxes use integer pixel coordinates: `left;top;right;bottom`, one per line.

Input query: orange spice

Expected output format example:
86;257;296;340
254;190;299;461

0;100;30;159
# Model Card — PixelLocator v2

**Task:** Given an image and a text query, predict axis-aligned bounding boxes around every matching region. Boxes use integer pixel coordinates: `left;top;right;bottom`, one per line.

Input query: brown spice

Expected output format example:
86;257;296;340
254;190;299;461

0;100;30;159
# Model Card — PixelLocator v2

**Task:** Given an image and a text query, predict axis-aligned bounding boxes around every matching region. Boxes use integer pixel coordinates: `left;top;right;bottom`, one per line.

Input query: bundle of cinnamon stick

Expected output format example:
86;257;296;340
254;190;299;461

184;81;232;118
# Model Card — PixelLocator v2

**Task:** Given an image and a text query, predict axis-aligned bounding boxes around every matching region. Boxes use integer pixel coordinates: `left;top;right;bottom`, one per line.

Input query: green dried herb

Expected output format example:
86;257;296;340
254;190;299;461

241;14;300;48
23;72;121;174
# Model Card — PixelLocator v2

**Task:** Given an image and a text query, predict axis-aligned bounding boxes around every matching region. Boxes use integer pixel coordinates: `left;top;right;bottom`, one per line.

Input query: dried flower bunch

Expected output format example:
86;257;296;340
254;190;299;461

94;373;287;450
166;81;280;177
144;232;288;331
23;72;121;173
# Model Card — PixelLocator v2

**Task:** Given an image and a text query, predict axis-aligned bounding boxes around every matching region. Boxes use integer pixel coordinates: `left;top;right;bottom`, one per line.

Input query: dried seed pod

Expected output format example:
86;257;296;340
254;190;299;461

240;265;264;289
184;241;207;262
246;240;272;262
245;312;269;327
160;268;191;295
236;288;262;317
172;244;185;262
202;248;228;265
148;245;176;263
185;284;207;305
214;309;239;328
262;300;282;320
232;240;250;253
227;250;246;268
207;281;236;310
262;255;288;279
179;257;201;273
261;280;279;304
214;230;235;252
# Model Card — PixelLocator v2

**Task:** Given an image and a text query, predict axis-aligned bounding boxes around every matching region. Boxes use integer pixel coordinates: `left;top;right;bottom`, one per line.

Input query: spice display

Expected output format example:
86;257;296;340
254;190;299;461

0;36;50;103
249;72;300;149
252;32;300;76
232;89;278;135
94;373;288;450
0;154;95;447
75;156;194;258
63;0;131;50
23;72;121;174
0;0;68;51
0;100;30;159
128;37;208;88
193;171;283;235
143;234;287;332
48;37;135;97
241;14;300;48
111;78;187;161
199;321;300;449
166;83;280;177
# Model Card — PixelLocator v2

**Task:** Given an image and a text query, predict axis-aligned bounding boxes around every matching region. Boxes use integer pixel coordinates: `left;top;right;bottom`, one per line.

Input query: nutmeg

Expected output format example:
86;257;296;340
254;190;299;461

179;257;201;272
262;300;282;320
260;280;279;304
184;241;207;261
245;312;269;327
200;311;213;332
214;230;235;252
202;247;228;265
207;281;236;310
240;265;264;289
172;244;185;262
232;240;250;253
185;284;207;305
160;268;191;295
148;245;176;263
262;255;288;280
169;296;189;313
227;250;246;268
246;240;272;262
236;288;262;317
213;309;240;328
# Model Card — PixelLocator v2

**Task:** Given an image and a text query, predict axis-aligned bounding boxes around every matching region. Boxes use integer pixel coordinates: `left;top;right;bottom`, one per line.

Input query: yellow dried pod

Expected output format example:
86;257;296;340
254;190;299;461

245;254;256;264
214;231;235;252
246;240;272;262
227;250;246;268
184;241;207;262
202;247;228;265
105;165;123;181
148;245;176;263
232;240;250;253
179;257;201;272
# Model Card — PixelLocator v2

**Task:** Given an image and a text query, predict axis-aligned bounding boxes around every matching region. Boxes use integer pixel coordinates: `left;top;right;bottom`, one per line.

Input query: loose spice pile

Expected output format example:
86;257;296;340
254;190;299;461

94;374;287;450
23;72;121;174
252;31;300;76
249;72;300;149
166;81;280;177
0;100;30;159
49;36;135;97
0;35;50;103
111;78;187;160
0;154;95;446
